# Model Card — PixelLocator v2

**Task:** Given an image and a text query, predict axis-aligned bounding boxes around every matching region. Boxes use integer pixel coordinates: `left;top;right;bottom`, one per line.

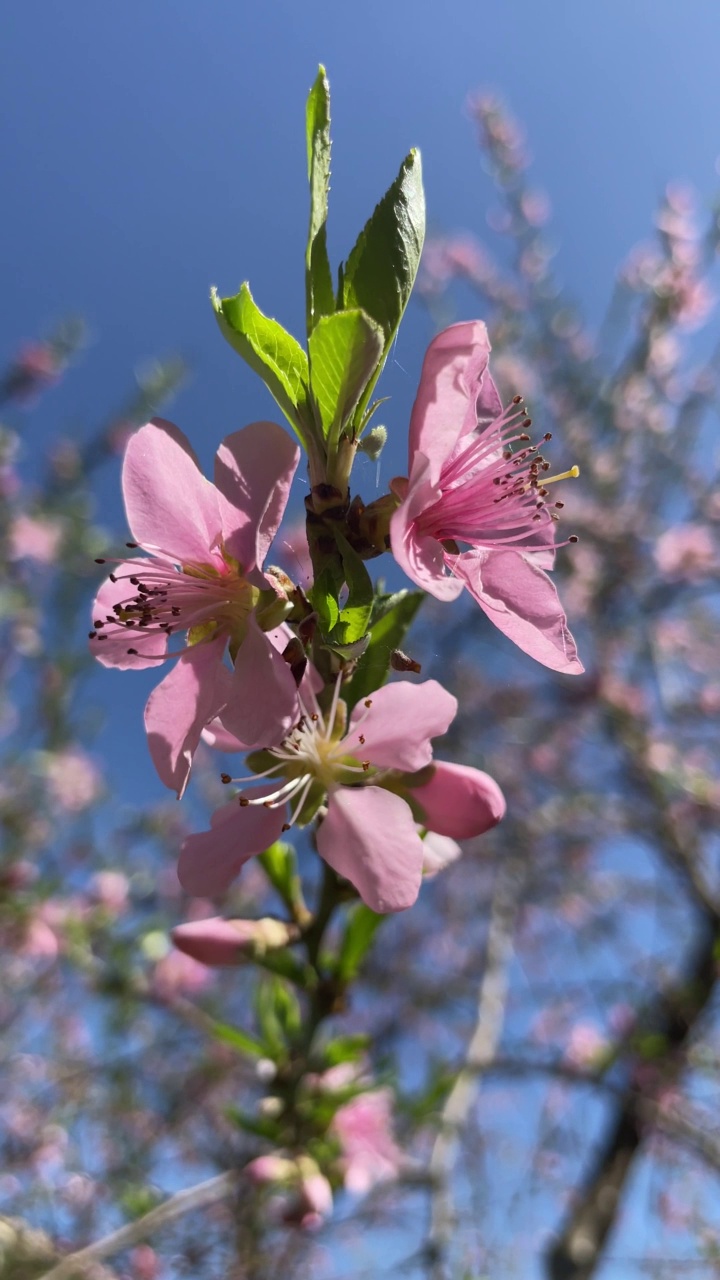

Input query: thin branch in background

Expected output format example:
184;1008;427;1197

38;1172;236;1280
424;854;523;1280
545;919;718;1280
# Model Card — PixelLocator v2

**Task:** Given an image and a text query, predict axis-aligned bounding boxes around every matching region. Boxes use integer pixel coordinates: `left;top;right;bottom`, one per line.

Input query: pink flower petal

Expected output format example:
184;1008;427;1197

144;636;232;797
454;548;584;674
122;419;223;565
317;787;425;913
171;916;292;965
214;421;300;576
347;680;457;772
201;718;246;752
178;796;286;897
90;560;169;669
389;456;465;602
220;615;299;749
171;916;253;965
413;760;506;839
408;321;500;483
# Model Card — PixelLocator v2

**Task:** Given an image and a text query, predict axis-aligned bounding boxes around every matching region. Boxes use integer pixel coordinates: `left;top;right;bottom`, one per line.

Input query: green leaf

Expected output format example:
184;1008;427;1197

309;564;341;634
322;1033;371;1067
336;903;385;982
308;309;384;444
226;1106;282;1141
211;1021;266;1059
305;65;335;334
212;283;310;441
255;976;301;1059
330;532;374;646
344;590;424;710
259;842;302;912
340;149;425;347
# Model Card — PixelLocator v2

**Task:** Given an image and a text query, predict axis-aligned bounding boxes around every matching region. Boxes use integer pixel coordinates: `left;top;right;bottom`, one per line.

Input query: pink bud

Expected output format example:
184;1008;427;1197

171;916;297;967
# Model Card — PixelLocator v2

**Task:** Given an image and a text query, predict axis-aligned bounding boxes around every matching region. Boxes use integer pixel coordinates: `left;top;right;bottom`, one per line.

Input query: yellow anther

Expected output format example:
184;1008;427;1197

543;465;580;486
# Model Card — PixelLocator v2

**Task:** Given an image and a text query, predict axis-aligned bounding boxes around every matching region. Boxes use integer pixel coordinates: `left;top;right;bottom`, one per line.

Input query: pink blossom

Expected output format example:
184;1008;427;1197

2;342;61;404
150;947;211;998
129;1244;161;1280
21;914;60;962
179;679;505;914
654;523;716;580
390;323;583;674
171;915;297;966
246;1154;333;1230
564;1022;608;1070
274;518;313;587
90;870;130;915
246;1153;294;1185
331;1088;403;1195
90;418;301;796
8;514;64;564
44;747;102;812
294;1165;334;1228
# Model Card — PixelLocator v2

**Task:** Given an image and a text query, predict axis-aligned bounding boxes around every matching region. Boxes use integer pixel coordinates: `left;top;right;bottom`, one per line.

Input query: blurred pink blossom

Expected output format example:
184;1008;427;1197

150;947;212;998
332;1087;403;1195
273;517;313;587
90;870;130;915
654;524;716;580
564;1022;609;1070
8;514;65;564
130;1244;162;1280
45;747;102;812
2;342;61;404
247;1154;333;1230
21;914;60;962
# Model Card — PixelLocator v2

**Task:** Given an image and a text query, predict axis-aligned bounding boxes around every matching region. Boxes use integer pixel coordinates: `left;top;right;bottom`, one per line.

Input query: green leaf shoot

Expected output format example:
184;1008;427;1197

308;309;384;446
211;283;310;443
305;65;335;335
344;589;424;709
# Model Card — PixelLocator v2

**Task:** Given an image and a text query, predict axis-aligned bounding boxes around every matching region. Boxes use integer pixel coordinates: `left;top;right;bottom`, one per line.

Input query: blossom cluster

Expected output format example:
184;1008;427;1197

92;321;581;917
88;69;583;1229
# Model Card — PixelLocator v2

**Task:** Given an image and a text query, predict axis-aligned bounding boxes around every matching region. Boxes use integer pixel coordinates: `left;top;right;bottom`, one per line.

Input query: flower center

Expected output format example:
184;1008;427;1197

417;397;579;552
92;543;258;657
223;678;376;832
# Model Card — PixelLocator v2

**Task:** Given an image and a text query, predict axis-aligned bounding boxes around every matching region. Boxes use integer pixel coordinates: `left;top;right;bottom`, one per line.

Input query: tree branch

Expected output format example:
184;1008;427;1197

545;918;718;1280
38;1172;236;1280
424;855;522;1280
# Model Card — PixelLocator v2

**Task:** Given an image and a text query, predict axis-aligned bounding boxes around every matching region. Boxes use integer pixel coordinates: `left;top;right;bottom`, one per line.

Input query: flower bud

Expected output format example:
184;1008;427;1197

357;424;387;462
171;916;298;967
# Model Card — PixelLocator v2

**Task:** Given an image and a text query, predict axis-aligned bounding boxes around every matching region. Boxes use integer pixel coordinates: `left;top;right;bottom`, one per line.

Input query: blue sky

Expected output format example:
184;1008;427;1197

3;0;720;894
3;4;720;1273
3;2;719;803
4;0;720;482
